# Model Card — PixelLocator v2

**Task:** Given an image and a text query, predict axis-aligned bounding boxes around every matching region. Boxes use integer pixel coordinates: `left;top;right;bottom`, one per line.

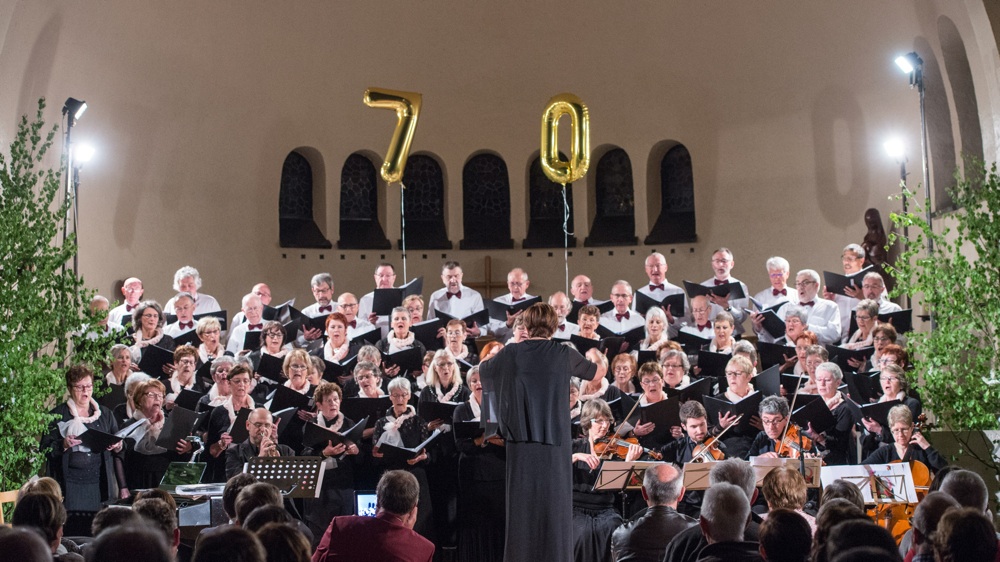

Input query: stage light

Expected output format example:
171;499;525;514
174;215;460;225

884;138;905;161
74;143;95;164
63;97;88;121
894;54;916;74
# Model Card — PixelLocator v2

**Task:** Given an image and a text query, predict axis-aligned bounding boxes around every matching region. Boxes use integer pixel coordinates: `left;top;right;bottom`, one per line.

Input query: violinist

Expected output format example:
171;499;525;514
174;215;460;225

860;404;946;473
658;401;718;518
745;396;818;459
571;399;643;562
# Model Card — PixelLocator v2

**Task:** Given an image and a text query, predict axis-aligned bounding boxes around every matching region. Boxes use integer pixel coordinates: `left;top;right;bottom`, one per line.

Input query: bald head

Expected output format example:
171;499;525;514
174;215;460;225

251;283;272;306
643;463;684;507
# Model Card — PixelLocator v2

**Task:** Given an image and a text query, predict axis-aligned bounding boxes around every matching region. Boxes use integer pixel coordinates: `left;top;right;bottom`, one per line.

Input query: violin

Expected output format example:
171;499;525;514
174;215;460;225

776;424;814;459
594;436;663;460
691;414;743;463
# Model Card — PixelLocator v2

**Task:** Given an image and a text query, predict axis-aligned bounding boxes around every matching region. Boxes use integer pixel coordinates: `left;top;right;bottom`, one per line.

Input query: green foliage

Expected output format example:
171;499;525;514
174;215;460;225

0;99;106;507
887;160;1000;430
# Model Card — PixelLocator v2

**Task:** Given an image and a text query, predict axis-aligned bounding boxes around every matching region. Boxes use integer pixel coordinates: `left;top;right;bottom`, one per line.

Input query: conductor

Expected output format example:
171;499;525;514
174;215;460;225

479;303;607;562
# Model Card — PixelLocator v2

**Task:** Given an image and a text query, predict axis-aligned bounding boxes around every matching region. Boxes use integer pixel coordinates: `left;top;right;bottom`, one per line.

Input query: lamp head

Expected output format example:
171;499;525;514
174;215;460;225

63;97;88;121
884;138;906;162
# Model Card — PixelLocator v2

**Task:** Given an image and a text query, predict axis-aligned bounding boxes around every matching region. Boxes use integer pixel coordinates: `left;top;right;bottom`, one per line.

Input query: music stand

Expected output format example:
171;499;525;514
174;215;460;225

682;461;719;491
820;463;918;505
245;457;325;499
749;456;823;488
593;460;664;514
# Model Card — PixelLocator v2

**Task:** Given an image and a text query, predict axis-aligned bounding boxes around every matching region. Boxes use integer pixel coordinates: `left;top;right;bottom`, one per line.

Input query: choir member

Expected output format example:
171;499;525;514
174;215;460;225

859;364;923;458
571;274;597;305
601;281;646;334
226;293;264;356
108;277;143;326
404;294;425;325
205;364;255;483
442;319;477;365
680;295;714;339
123;379;193;489
298;273;336;348
163;292;197;339
843;299;879;349
660;350;691;390
861;272;901;314
280;349;318;453
164;345;206;410
806;362;856;465
550;291;580;340
163;265;222;314
337;292;374;341
708;311;736;354
488;268;535;341
358;262;398;336
576;305;602;340
636;252;685;336
195;316;227;364
822;244;866;342
702;248;750;336
631;362;679;448
377;307;428;383
42;365;128;509
611;353;638;395
130;301;175;364
712;355;762;459
752;256;797;309
639;307;671;352
426;261;486;337
197;356;235;412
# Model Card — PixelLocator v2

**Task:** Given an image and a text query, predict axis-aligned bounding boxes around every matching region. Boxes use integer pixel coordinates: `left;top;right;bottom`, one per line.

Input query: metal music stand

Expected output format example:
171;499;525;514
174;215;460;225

682;461;720;491
245;456;325;499
593;460;664;515
750;456;823;488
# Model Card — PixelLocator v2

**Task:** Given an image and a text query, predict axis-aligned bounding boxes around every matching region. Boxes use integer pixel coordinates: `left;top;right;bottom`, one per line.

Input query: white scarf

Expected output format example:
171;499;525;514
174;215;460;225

169;374;195;397
106;370;129;386
824;390;845;411
709;339;734;354
639;393;663;406
132;328;165;349
387;332;415;353
223;395;255;425
61;399;101;449
377;405;417;448
131;408;165;455
317;411;345;433
360;385;386;398
198;344;224;363
580;377;610;402
206;383;229;408
642;334;670;351
570;399;582;419
324;340;350;362
616;381;636;394
433;380;461;403
468;394;482;421
880;390;906;403
448;344;469;361
725;384;755;403
284;379;310;393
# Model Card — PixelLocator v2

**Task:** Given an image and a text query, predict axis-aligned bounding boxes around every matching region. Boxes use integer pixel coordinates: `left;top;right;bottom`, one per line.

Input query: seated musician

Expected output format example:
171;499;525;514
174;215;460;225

224;407;295;479
658;401;717;518
745;396;817;459
860;404;946;473
571;399;643;562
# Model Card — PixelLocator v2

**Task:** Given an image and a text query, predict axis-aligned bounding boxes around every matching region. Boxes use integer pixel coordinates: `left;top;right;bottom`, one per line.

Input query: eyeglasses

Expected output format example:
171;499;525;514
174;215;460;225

251;422;274;430
141;313;159;319
356;373;378;380
711;258;730;264
856;315;872;321
72;384;94;391
662;363;685;370
390;393;409;399
879;376;899;382
339;303;358;309
230;378;251;386
265;332;283;338
873;336;892;343
144;392;164;399
590;418;612;425
445;330;464;336
890;427;912;435
725;370;748;378
177;358;196;365
640;378;662;385
768;272;786;278
691;307;711;314
289;364;308;371
202;329;220;335
611;293;630;299
761;416;786;427
795;281;816;288
878;357;898;365
613;366;634;372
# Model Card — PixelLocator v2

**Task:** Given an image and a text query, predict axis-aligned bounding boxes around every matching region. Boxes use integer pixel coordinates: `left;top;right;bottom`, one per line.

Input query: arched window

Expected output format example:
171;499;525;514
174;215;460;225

585;147;637;247
338;152;390;249
461;152;513;249
400;154;452;249
279;149;331;249
914;39;957;211
939;16;983;207
645;144;696;244
523;155;576;249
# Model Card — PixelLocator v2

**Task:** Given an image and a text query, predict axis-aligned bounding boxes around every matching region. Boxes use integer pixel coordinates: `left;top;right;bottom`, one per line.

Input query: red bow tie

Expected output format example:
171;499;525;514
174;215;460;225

800;301;815;307
649;284;665;291
558;324;566;331
319;305;333;313
511;297;525;302
773;288;787;296
179;321;193;330
348;320;357;328
616;312;630;322
698;323;711;330
126;304;137;312
447;291;462;299
714;279;728;286
248;324;263;330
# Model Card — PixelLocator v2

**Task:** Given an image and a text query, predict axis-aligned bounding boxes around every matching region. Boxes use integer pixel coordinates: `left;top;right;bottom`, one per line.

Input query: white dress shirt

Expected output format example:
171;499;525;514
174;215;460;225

701;277;750;335
357;291;391;337
752;286;798;310
831;294;858;343
426;285;486;326
553;321;580;340
800;298;842;346
227;320;263;355
164;293;221;315
599;309;646;334
878;299;903;314
347;317;376;341
163;321;196;339
108;303;139;326
635;280;686;338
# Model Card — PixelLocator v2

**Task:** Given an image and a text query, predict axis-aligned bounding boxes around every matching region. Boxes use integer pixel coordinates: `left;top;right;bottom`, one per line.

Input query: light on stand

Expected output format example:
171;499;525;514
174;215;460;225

74;143;96;165
883;138;905;161
60;97;89;277
63;97;88;122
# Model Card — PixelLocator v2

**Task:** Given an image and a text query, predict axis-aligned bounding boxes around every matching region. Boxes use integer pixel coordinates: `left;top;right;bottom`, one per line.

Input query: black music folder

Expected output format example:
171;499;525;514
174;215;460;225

173;330;201;348
321;358;356;383
373;277;424;316
380;347;424;373
674;331;712;353
418;401;459;423
486;296;542;322
638;397;681;428
263;298;297;322
567;300;614;323
173;389;205;412
228;407;252;443
303;417;368;449
268;385;312;413
242;331;262;353
697;350;731;380
256;353;286;383
757;341;796;370
703;392;764;431
156;406;210;449
138;345;175;377
823;267;871;297
664;377;713;404
301;313;330;333
350;327;381;346
341;397;392;428
825;345;874;373
790;396;837;436
753;365;782;397
634;291;685;318
569;334;602;354
683;280;746;300
377;429;442;463
856;399;902;429
411;318;446;351
434;308;490;330
878;309;913;334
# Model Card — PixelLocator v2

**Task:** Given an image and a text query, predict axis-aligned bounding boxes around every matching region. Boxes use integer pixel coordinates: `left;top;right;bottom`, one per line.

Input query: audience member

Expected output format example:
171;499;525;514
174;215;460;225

235;483;284;527
255;522;312;562
91;505;140;537
610;463;695;562
939;469;989;512
192;527;266;562
312;470;435;562
17;475;63;501
932;507;998;562
818;479;864;511
810;499;869;562
11;492;82;561
760;466;815;534
695;482;761;562
242;505;294;534
903;491;959;562
0;527;55;562
133;498;181;560
822;520;900;562
757;508;810;562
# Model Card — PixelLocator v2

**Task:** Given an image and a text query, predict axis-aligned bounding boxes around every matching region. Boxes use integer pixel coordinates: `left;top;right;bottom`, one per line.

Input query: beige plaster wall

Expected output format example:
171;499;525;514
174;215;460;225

0;1;996;316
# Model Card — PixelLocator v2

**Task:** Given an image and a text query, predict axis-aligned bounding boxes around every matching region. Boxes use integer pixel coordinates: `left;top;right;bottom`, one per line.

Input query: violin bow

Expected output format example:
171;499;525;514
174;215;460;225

778;369;805;455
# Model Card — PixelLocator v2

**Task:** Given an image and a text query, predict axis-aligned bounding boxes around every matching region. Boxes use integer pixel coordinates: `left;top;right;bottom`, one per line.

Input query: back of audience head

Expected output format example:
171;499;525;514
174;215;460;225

699;482;750;544
830;546;902;562
192;527;266;562
642;463;684;507
236;482;283;526
133;498;180;554
224;473;259;521
86;524;173;562
17;476;62;502
758;508;811;562
933;507;998;562
11;492;65;551
0;527;53;562
377;470;421;527
812;499;869;562
709;458;757;501
242;505;293;534
254;522;311;562
910;492;959;551
820;479;865;511
134;487;179;511
826;520;899;562
761;466;807;511
939;468;989;512
91;505;140;536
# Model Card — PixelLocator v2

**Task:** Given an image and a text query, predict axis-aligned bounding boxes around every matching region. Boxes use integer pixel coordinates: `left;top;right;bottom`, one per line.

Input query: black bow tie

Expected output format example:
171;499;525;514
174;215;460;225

800;301;815;307
714;279;728;286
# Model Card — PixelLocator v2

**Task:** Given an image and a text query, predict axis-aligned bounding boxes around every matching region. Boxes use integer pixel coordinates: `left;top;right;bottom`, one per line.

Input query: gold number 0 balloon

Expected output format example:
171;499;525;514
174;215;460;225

363;87;422;184
540;93;590;185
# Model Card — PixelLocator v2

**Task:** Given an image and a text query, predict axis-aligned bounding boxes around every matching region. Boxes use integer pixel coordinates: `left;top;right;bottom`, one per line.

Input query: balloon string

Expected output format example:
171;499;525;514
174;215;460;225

562;183;573;294
400;182;408;282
